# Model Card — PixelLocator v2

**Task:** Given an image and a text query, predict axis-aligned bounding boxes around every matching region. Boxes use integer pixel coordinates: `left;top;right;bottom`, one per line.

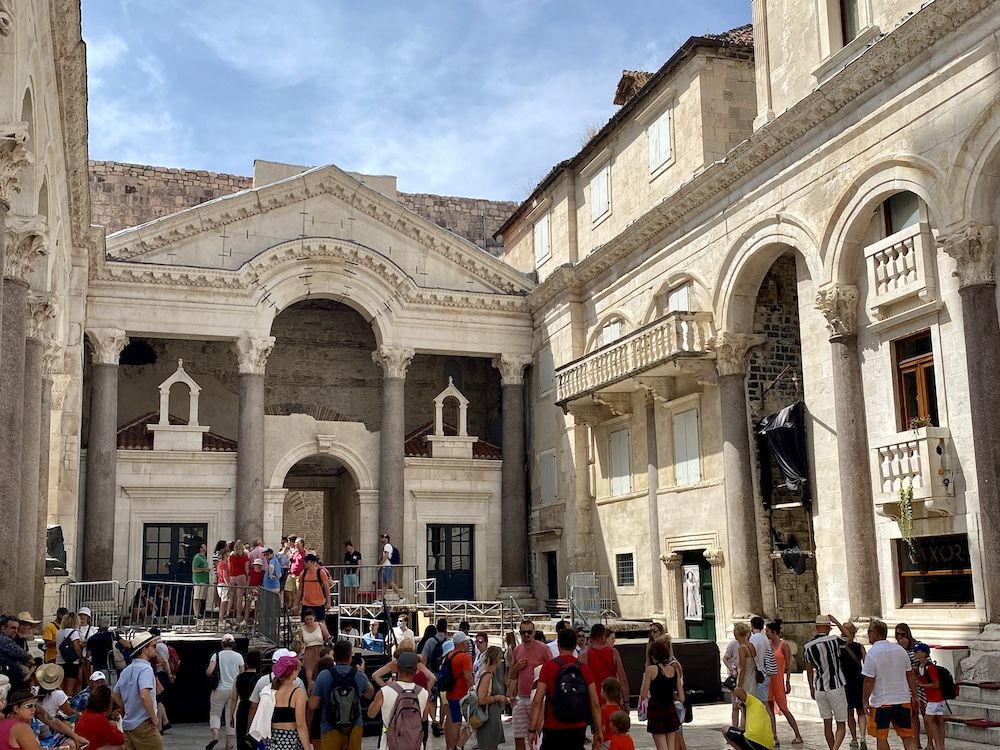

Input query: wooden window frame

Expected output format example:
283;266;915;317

894;330;937;430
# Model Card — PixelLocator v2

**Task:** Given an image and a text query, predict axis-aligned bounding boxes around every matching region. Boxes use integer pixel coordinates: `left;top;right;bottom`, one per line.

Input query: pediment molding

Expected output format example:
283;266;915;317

103;164;532;295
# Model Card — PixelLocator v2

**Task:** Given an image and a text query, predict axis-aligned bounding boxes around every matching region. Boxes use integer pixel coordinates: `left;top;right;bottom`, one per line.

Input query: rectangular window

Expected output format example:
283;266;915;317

648;109;672;172
610;428;631;496
839;0;861;45
601;320;623;346
539;450;556;505
672;408;701;485
894;330;938;430
533;213;551;264
897;534;973;605
590;163;611;222
615;553;635;587
537;346;554;397
666;283;690;313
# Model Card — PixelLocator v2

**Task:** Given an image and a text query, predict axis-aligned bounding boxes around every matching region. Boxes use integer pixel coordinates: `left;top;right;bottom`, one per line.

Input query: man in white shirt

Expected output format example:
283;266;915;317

367;651;431;732
862;620;919;750
205;634;245;750
379;533;405;603
749;616;775;704
393;614;415;645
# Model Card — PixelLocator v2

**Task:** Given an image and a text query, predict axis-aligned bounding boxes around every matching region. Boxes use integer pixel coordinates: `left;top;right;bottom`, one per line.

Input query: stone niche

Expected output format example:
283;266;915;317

424;378;478;459
146;360;210;450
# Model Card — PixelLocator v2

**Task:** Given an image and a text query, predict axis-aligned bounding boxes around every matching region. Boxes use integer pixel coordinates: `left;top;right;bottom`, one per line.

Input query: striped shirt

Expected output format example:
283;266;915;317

803;634;847;691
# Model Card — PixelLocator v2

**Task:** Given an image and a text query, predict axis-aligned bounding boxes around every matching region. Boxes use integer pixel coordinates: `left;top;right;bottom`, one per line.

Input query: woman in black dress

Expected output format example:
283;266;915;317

830;617;866;749
640;638;683;749
232;650;260;750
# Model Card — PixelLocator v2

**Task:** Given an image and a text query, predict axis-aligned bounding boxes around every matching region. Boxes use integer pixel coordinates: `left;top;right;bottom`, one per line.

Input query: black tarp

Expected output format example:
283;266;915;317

755;400;811;510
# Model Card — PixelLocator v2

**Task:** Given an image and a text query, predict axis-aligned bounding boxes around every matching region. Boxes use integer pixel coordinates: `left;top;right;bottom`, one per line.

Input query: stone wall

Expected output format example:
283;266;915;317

88;161;516;253
282;490;326;561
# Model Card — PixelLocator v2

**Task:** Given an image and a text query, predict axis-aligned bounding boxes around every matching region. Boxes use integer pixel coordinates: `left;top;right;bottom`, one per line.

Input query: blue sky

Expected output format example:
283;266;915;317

82;1;750;201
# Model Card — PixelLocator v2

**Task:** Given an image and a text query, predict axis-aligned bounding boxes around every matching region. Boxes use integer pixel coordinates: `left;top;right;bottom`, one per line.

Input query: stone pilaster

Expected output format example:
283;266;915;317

661;552;684;636
36;341;60;611
492;354;532;597
645;393;664;615
235;334;274;542
942;223;1000;623
714;331;765;619
372;345;414;549
751;0;776;128
816;283;881;618
83;328;128;581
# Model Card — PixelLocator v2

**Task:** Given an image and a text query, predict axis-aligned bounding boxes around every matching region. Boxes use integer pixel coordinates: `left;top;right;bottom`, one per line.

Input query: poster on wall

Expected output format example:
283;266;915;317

682;564;703;621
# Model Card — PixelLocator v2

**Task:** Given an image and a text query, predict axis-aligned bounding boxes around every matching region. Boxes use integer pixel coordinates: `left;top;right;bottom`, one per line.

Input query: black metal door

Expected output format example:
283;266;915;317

546;551;559;600
142;523;207;582
426;525;474;601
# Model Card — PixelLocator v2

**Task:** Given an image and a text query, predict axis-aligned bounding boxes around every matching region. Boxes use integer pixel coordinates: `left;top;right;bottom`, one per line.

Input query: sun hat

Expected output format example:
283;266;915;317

840;621;858;636
252;559;263;566
2;688;34;714
442;640;455;656
129;630;161;656
90;671;107;682
78;607;92;618
272;655;298;679
815;615;832;626
35;663;65;691
16;612;41;625
271;648;297;661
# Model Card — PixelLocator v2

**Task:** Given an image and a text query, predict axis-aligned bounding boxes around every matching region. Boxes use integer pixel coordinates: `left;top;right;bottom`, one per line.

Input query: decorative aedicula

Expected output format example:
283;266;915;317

146;359;210;451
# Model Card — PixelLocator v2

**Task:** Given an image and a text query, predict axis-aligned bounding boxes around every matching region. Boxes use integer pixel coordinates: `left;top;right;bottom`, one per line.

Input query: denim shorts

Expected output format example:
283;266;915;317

342;573;359;588
380;567;394;583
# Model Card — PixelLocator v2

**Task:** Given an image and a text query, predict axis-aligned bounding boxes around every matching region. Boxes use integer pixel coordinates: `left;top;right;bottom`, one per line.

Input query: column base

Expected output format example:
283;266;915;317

959;624;1000;682
498;586;537;614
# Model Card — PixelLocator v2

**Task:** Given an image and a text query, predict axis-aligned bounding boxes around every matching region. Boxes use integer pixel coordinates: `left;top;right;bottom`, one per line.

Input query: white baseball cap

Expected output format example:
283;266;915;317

90;671;107;682
272;648;297;660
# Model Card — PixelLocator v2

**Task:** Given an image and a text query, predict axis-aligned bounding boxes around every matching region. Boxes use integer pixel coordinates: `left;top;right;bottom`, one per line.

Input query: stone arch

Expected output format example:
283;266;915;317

947;97;1000;230
642;269;712;323
715;214;822;334
823;157;946;285
268;439;375;492
586;309;635;352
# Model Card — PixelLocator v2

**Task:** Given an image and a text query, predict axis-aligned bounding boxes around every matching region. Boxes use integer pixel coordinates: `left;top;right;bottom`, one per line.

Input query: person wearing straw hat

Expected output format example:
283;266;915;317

112;630;163;749
13;612;41;659
35;663;79;721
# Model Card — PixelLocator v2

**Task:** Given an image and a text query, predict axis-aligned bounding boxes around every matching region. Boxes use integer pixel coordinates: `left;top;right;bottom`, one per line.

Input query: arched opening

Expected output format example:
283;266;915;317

441;395;460;435
18;89;35;212
120;340;157;366
167;381;190;422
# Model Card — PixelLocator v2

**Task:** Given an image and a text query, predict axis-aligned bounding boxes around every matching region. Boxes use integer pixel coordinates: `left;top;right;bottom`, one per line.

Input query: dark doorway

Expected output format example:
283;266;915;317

682;549;716;640
427;525;474;600
545;551;559;600
142;523;207;582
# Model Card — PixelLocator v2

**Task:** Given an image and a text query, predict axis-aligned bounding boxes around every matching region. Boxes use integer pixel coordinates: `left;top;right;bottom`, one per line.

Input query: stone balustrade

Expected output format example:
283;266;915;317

555;311;714;404
865;222;937;319
872;426;955;518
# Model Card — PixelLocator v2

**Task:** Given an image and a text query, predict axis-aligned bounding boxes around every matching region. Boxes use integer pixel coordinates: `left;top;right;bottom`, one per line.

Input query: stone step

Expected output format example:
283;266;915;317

956;684;1000;706
944;717;1000;744
944;700;1000;721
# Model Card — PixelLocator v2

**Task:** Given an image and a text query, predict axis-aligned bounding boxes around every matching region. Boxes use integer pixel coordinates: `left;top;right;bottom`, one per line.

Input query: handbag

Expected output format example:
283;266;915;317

755;669;766;684
723;675;737;690
637;696;648;722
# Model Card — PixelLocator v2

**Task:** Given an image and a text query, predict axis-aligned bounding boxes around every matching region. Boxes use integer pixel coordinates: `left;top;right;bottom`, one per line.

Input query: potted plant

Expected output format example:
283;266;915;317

898;484;917;561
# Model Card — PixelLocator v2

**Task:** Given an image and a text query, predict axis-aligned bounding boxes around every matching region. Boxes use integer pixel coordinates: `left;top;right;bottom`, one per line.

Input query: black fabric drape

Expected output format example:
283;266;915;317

755;401;811;509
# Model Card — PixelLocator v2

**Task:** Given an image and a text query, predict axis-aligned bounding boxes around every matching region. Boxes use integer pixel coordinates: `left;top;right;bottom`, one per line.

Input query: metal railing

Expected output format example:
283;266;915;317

432;600;507;637
566;572;618;627
322;564;420;604
60;580;122;626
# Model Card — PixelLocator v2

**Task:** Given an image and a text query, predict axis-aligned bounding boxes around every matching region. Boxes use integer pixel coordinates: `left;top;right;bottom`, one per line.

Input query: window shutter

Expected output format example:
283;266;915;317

533;214;550;263
673;409;701;485
610;429;631;496
648;111;671;171
540;452;556;504
601;320;623;346
537;347;554;396
590;164;610;222
666;284;689;312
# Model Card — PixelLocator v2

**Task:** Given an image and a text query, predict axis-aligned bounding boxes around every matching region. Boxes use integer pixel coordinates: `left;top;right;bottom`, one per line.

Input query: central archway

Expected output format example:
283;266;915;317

281;454;359;566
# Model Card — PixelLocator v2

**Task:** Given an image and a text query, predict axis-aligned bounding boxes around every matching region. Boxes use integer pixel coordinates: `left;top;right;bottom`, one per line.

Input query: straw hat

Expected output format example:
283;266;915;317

16;612;41;626
35;663;64;691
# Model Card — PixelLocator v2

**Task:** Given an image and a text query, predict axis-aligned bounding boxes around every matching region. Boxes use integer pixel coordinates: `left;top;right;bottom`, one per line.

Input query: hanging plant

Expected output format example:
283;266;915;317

909;416;932;431
898;484;917;561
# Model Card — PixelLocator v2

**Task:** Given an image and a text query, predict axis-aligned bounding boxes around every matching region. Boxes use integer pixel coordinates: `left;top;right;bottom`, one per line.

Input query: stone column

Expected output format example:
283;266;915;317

0;125;32;372
35;343;60;611
661;552;684;635
493;354;532;595
83;328;128;581
645;394;665;615
715;331;766;619
816;283;882;618
371;346;414;548
942;223;1000;623
19;295;54;605
235;334;274;543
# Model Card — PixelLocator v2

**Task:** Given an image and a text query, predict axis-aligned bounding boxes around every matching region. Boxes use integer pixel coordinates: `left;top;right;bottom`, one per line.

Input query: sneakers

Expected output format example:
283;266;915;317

850;742;859;749
431;722;443;737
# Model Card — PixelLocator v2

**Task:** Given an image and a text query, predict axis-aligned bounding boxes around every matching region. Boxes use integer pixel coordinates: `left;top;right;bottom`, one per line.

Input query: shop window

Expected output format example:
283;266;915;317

615;552;635;587
894;330;938;430
897;534;973;605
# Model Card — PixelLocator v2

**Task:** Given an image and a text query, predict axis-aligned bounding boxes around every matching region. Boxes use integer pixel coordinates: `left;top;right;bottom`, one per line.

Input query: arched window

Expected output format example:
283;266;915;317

120;340;157;366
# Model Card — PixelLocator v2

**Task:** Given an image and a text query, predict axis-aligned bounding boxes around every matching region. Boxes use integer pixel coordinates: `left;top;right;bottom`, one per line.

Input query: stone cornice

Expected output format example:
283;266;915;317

3;214;47;282
87;327;128;365
815;283;860;338
492;353;533;385
0;123;31;208
103;164;533;295
235;334;275;375
372;346;414;379
941;222;997;288
526;0;993;312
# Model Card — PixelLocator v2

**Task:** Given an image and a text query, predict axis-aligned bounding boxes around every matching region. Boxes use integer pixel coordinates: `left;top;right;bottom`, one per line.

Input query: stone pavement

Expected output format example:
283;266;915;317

161;702;991;749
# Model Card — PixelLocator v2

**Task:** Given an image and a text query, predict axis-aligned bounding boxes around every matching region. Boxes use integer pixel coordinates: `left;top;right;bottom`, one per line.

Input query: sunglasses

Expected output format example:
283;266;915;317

519;629;533;636
19;703;37;710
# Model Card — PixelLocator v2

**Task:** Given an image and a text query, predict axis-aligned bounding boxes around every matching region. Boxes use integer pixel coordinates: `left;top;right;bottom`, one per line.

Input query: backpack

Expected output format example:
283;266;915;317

435;652;456;693
935;663;959;700
326;666;361;732
385;682;424;750
550;657;589;723
460;675;489;729
167;645;181;675
208;652;222;689
427;637;445;672
58;631;80;665
389;545;401;565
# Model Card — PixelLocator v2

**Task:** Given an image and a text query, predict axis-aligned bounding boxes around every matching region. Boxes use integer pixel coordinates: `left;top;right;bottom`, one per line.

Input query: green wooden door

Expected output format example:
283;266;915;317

682;550;716;640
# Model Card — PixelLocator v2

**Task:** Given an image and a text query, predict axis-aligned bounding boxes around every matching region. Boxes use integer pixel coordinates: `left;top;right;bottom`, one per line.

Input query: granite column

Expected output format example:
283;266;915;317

0;126;32;373
644;394;664;615
715;332;766;619
35;349;59;612
235;335;274;543
372;346;413;553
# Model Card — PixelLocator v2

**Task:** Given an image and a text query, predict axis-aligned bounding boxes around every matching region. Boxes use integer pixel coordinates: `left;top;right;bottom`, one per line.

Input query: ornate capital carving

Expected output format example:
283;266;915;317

941;222;998;288
0;1;12;37
703;547;724;566
3;214;47;282
0;123;30;206
371;345;414;379
815;283;859;338
235;334;275;375
87;328;129;365
42;340;63;378
492;353;532;385
660;552;683;570
50;373;71;410
25;293;56;340
713;332;765;376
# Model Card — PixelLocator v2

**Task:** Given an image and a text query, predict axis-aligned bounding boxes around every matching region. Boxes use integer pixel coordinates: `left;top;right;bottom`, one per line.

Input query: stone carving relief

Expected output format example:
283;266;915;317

2;215;46;282
660;552;683;570
235;334;275;375
815;283;859;338
0;0;12;37
372;346;415;379
703;547;725;566
86;328;129;365
712;332;766;376
42;340;64;378
25;294;56;340
0;124;29;206
492;353;532;385
941;222;998;288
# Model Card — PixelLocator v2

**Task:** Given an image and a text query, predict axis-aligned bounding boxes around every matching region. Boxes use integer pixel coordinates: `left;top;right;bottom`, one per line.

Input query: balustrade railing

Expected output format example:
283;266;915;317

872;426;954;517
865;222;937;318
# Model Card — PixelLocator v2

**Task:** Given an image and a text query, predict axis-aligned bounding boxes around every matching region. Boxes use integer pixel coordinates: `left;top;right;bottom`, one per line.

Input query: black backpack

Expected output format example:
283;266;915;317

326;666;361;732
207;652;222;689
936;664;958;700
550;657;589;723
58;631;80;665
435;652;456;693
389;545;401;565
427;637;445;672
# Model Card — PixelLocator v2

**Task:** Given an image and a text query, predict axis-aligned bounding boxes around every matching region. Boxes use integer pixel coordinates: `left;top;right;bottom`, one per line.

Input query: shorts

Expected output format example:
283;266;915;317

124;719;164;750
217;586;230;602
319;725;363;750
284;574;299;592
61;662;80;679
756;682;770;704
816;686;848;722
379;567;393;584
447;698;463;723
868;704;914;739
725;726;770;750
512;697;531;738
193;584;209;600
342;573;359;588
302;604;326;621
924;701;948;716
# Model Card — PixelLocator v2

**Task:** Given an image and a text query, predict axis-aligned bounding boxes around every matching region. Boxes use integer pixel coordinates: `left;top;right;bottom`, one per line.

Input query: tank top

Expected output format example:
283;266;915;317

301;624;324;649
272;686;299;724
0;718;19;750
587;645;616;693
650;662;678;704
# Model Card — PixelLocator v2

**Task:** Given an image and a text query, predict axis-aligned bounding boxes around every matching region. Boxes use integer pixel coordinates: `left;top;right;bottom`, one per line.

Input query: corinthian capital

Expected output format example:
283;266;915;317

713;332;765;376
815;283;859;338
235;333;275;375
941;222;998;288
0;1;13;38
371;345;415;379
0;123;31;206
492;353;533;386
87;328;129;365
3;214;47;282
25;293;56;340
42;340;64;378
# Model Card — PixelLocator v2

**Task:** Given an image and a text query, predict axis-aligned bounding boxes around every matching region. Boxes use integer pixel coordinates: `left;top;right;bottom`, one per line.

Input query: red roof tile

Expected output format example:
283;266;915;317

404;421;502;459
116;412;238;452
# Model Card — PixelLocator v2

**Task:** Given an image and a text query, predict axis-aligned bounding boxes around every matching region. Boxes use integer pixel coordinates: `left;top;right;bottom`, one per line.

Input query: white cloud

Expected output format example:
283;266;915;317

86;34;128;74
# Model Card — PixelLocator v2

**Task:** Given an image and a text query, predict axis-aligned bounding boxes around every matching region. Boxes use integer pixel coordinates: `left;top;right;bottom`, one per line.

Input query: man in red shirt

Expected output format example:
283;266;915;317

529;628;602;750
445;631;475;750
509;618;551;750
580;623;630;707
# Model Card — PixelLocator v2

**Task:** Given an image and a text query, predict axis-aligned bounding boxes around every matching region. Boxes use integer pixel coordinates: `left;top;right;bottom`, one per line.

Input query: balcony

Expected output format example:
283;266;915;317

864;222;939;323
555;311;714;405
871;426;955;519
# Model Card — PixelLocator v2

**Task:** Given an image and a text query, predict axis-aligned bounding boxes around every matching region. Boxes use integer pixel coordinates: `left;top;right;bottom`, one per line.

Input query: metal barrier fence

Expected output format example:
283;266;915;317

432;600;507;637
255;587;287;645
60;580;122;626
566;572;618;627
322;564;419;604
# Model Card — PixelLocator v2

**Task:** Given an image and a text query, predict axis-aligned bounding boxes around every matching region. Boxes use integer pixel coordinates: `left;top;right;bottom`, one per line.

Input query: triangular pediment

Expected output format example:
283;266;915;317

102;164;532;295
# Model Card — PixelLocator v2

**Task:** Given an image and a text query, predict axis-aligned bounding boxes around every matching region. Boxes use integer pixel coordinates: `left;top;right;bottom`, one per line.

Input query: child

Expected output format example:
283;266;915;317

914;643;946;750
601;677;625;742
609;710;636;750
